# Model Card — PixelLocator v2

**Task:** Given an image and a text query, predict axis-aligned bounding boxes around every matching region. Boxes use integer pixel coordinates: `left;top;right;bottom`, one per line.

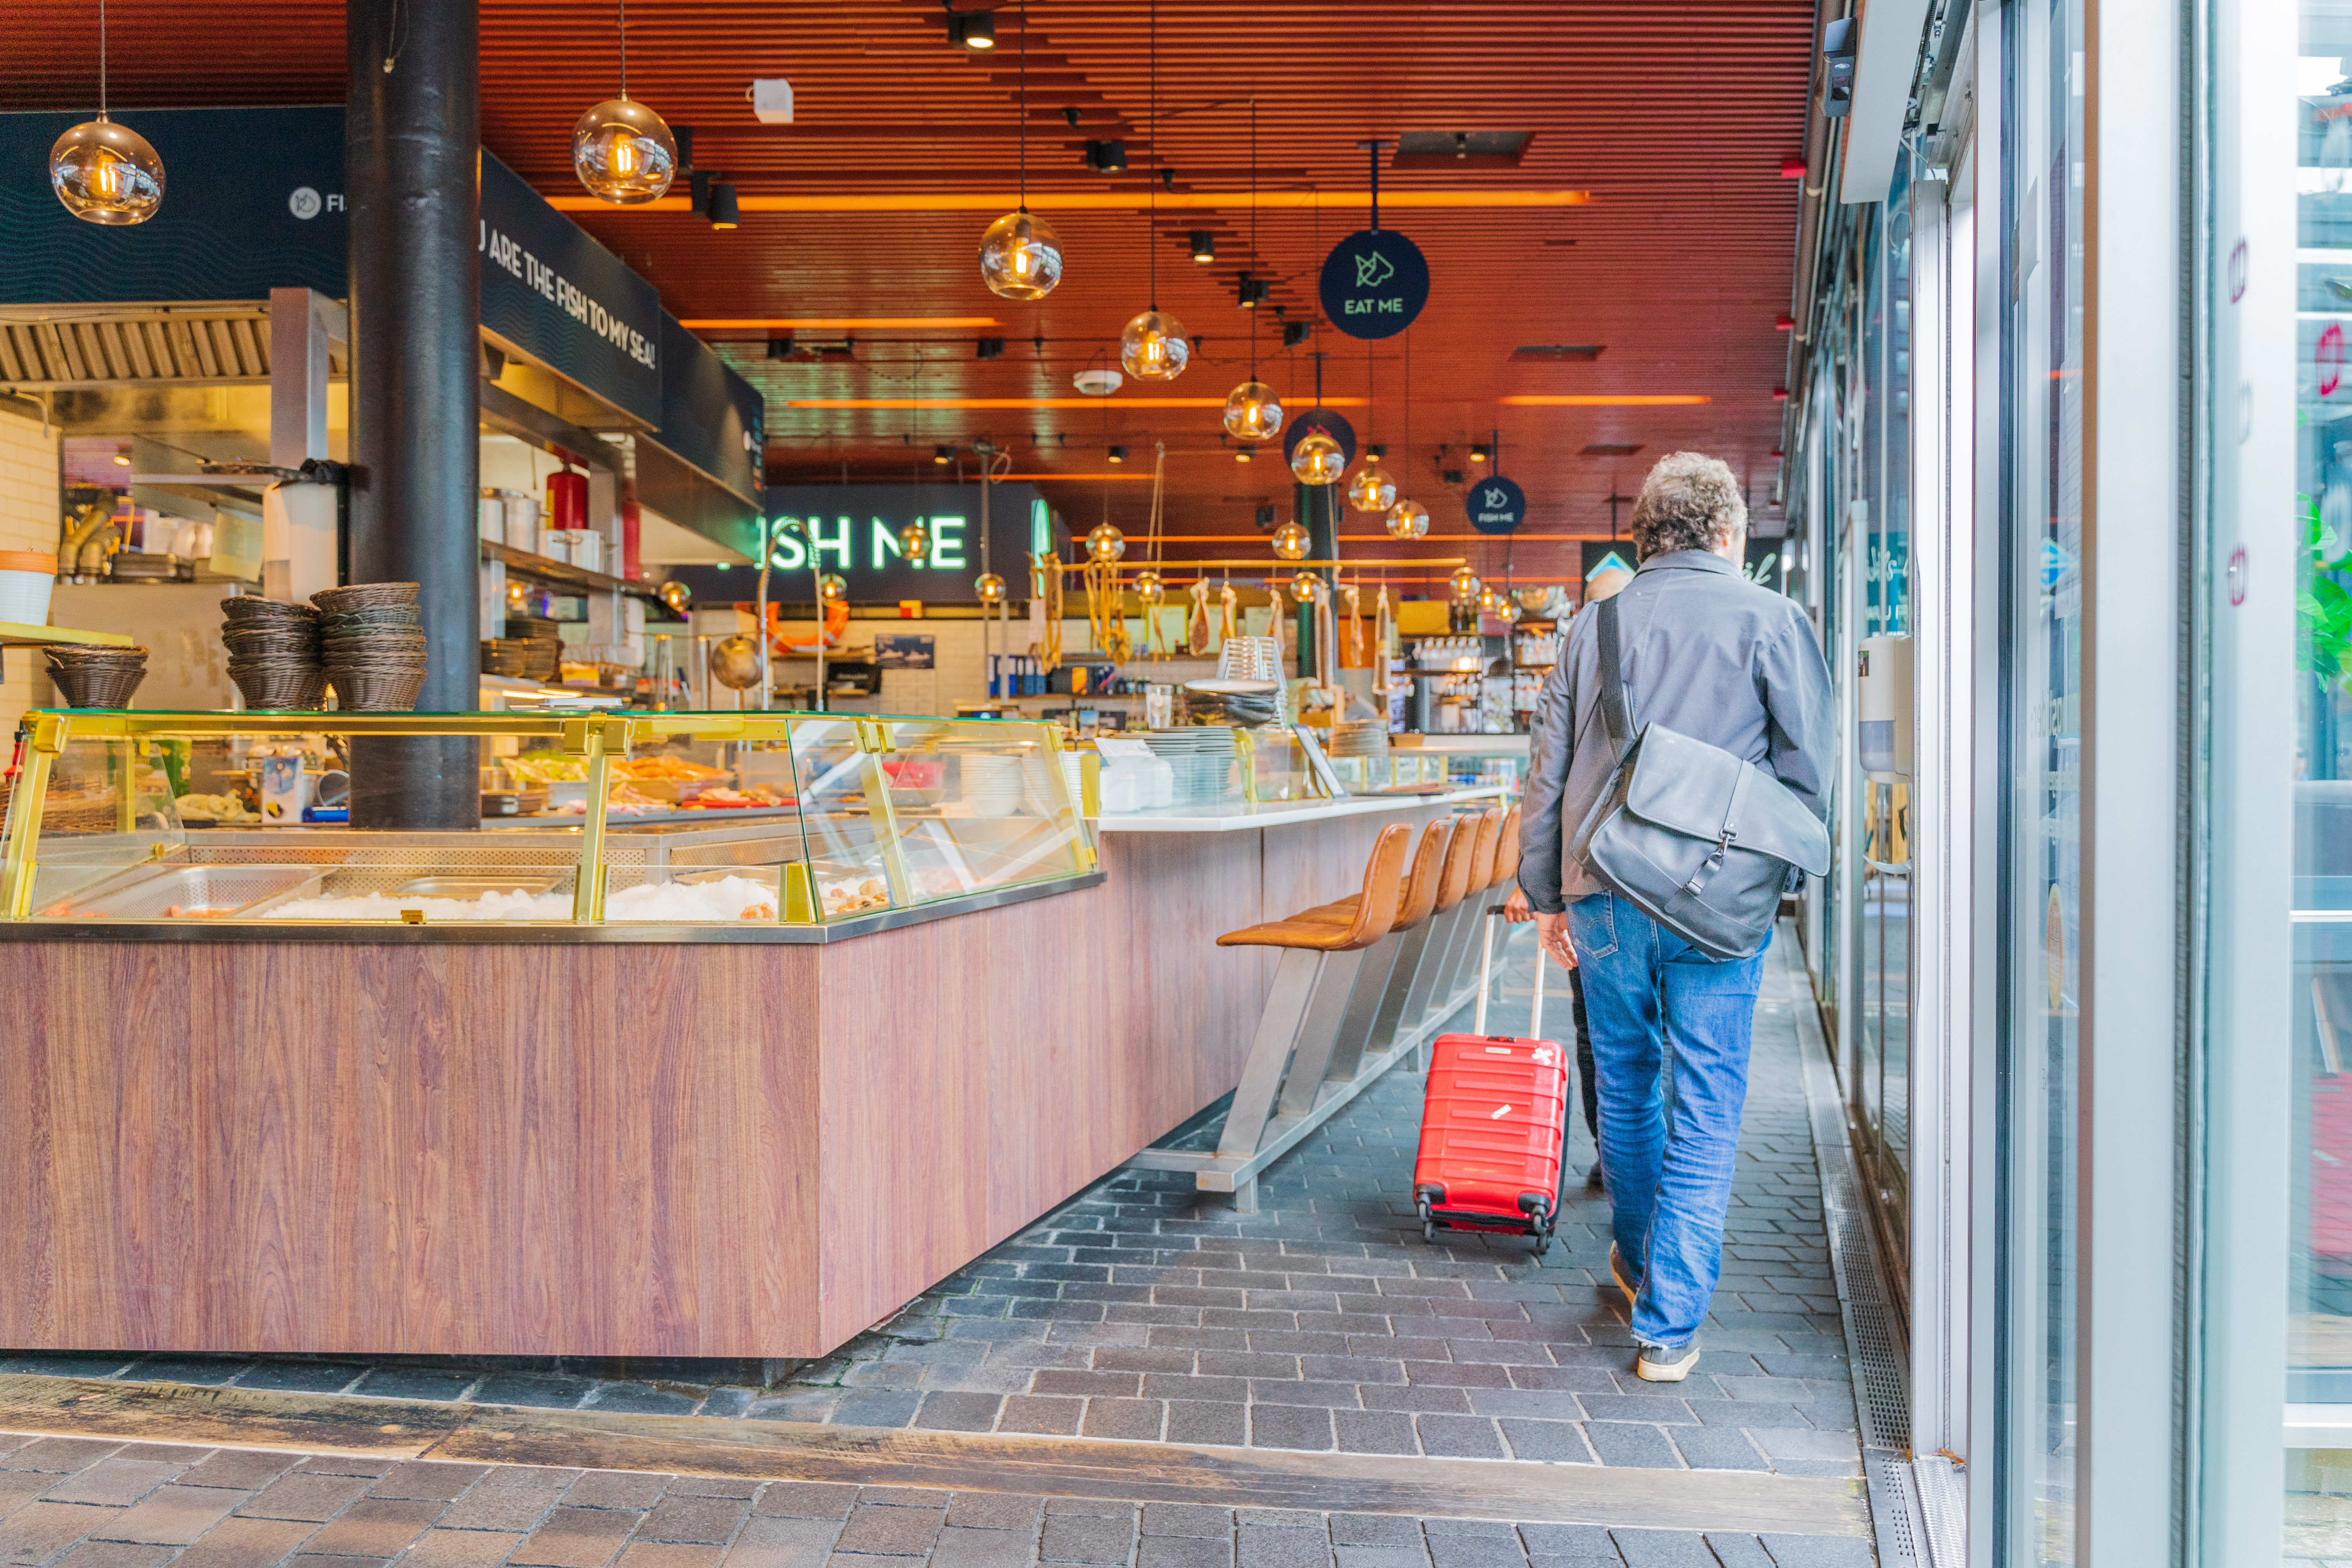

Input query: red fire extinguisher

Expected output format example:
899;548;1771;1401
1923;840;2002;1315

546;466;587;532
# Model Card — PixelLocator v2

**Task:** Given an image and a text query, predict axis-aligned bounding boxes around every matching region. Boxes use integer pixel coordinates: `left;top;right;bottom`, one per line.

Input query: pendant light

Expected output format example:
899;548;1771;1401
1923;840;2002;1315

573;0;679;205
51;0;163;225
1289;429;1344;486
976;572;1010;604
979;3;1063;299
1085;522;1127;562
1289;569;1322;601
1270;519;1312;561
1345;341;1396;512
1448;564;1481;603
899;521;931;561
1386;329;1428;539
1120;0;1189;381
1223;102;1282;441
820;572;849;602
1134;569;1165;604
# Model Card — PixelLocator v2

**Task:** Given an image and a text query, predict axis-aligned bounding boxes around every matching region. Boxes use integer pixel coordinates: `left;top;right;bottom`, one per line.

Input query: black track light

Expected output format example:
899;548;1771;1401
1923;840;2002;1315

1107;445;1128;464
934;445;954;465
1085;139;1128;172
706;182;740;229
1367;444;1387;459
976;336;1006;359
949;11;995;49
1282;321;1309;348
1236;275;1268;308
1469;445;1490;464
1190;230;1215;263
766;337;795;359
1254;504;1276;530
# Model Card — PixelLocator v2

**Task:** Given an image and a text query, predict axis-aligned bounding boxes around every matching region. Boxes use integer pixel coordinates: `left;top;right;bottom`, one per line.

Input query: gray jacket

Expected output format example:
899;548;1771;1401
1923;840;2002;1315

1517;549;1835;913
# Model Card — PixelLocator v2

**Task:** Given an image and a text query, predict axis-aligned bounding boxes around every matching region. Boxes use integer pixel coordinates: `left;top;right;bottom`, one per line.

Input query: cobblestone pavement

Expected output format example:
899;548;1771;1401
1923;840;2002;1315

0;1432;1874;1568
0;938;1855;1484
773;943;1855;1478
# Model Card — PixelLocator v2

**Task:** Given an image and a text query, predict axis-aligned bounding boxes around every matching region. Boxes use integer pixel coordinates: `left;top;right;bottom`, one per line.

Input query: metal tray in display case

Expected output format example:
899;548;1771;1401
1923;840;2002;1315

39;864;326;920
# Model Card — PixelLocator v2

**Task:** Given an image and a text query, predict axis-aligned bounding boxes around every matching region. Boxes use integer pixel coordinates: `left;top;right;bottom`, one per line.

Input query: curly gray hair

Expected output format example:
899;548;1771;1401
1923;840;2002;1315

1629;452;1746;559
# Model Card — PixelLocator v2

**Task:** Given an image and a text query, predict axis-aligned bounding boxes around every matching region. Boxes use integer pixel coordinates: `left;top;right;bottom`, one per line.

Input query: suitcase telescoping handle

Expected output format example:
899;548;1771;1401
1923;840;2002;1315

1473;905;1545;1040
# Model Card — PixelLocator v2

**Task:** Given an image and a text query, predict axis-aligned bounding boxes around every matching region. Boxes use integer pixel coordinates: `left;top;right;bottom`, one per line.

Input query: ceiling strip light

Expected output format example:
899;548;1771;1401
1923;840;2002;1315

550;189;1593;214
1497;395;1713;406
682;316;1002;329
770;396;1371;410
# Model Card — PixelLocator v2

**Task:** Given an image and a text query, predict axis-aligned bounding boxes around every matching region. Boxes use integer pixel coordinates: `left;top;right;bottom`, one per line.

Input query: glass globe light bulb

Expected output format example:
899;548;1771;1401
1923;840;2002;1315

1120;309;1190;381
1289;430;1345;486
1290;570;1323;600
1345;460;1397;515
1385;498;1430;540
1085;522;1126;563
1134;569;1165;605
1477;584;1504;612
1449;565;1482;603
1222;380;1284;441
1269;520;1312;561
572;97;678;204
899;521;931;562
50;116;164;225
656;579;692;614
818;572;848;602
1494;598;1522;625
975;572;1009;604
978;208;1063;300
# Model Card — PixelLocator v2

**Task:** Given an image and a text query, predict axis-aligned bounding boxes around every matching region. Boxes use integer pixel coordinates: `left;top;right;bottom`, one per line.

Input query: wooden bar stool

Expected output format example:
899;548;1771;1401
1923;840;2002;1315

1314;817;1454;1091
1124;822;1411;1213
1399;806;1504;1054
1365;808;1482;1062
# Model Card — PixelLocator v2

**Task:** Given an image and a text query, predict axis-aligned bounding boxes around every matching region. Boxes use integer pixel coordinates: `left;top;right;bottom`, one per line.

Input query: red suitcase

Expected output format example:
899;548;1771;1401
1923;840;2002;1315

1413;907;1569;1250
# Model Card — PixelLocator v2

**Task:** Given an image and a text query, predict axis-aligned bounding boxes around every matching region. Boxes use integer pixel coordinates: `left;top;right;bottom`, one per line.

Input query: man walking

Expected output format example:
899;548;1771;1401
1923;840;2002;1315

1515;452;1832;1382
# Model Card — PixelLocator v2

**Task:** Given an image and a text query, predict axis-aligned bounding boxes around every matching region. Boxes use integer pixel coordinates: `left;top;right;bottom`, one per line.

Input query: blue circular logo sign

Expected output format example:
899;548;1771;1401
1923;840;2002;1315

1318;229;1430;341
1282;408;1356;468
1466;475;1527;535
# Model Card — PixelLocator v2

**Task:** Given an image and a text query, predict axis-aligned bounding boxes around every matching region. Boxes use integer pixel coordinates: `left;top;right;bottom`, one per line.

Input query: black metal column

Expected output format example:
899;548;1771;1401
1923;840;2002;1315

1295;480;1338;678
346;0;481;830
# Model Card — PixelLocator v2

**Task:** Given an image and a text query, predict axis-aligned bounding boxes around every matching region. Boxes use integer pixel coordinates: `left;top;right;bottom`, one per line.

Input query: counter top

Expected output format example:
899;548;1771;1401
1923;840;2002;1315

1392;733;1533;754
1095;786;1506;835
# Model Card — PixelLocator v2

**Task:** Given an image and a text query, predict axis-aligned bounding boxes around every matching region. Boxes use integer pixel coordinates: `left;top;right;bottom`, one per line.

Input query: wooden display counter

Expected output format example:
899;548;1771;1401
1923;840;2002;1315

0;792;1483;1361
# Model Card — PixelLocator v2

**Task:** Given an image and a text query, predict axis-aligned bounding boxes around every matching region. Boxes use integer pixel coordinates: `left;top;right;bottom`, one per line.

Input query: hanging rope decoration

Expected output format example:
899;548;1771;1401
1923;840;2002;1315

1188;579;1213;655
1031;551;1063;672
1084;556;1132;662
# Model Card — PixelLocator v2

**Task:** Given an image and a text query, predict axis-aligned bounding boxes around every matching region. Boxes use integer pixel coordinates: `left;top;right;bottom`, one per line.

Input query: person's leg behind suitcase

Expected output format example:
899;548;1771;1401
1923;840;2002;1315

1564;893;1665;1283
1628;929;1771;1351
1568;967;1602;1183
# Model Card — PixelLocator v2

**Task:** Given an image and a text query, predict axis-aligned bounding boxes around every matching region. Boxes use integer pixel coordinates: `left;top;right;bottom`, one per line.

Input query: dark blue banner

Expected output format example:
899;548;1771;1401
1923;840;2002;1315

653;312;763;501
0;107;345;303
479;150;661;426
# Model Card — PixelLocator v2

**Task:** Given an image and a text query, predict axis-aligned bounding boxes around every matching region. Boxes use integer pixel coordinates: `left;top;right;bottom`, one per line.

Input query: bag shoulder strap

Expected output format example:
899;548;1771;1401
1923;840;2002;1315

1594;595;1635;758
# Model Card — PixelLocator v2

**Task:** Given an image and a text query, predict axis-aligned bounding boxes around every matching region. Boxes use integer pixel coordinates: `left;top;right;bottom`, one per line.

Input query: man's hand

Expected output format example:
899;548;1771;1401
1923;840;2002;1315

1503;885;1532;922
1533;910;1577;969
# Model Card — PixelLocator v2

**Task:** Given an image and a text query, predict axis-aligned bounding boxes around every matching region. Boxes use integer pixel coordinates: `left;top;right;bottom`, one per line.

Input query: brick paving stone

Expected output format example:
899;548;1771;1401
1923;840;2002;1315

296;1457;394;1480
830;1393;922;1430
513;1508;643;1568
3;1503;125;1564
1234;1528;1329;1568
1664;1428;1768;1472
751;1488;860;1524
615;1545;724;1568
1246;1407;1332;1452
831;1504;944;1558
1332;1412;1418;1455
1422;1537;1522;1568
1514;1526;1615;1560
1141;1538;1232;1568
232;1364;369;1395
1605;1529;1715;1567
1163;1403;1247;1447
911;1395;1003;1434
2;1441;122;1474
1580;1425;1681;1470
926;1529;1033;1568
438;1485;564;1533
1137;1507;1227;1541
350;1368;479;1404
585;1387;703;1417
995;1397;1083;1436
637;1499;751;1546
1496;1422;1595;1465
401;1528;529;1568
723;1516;840;1568
1756;1538;1872;1567
44;1461;191;1509
51;1543;177;1568
369;1464;490;1503
1035;1514;1131;1565
1698;1537;1773;1568
241;1474;378;1524
1746;1429;1860;1465
1079;1399;1165;1442
169;1516;319;1568
299;1498;446;1559
664;1481;758;1504
566;1477;671;1514
1040;1503;1129;1523
1411;1417;1504;1460
473;1376;598;1412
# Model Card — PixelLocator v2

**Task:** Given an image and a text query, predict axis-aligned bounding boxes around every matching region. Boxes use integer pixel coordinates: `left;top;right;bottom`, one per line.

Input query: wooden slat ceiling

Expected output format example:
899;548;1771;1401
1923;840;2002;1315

2;0;1809;586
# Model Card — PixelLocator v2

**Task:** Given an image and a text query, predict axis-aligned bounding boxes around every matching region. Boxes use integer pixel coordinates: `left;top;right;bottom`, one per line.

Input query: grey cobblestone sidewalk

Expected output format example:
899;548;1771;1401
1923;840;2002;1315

0;1432;1872;1568
773;942;1855;1478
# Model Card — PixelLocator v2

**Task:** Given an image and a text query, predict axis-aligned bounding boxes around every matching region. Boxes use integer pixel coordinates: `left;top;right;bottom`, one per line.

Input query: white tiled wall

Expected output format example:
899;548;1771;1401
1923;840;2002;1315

0;402;60;734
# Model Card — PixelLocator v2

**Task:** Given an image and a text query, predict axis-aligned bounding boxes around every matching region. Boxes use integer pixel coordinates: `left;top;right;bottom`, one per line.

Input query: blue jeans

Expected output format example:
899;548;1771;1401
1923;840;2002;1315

1566;892;1768;1349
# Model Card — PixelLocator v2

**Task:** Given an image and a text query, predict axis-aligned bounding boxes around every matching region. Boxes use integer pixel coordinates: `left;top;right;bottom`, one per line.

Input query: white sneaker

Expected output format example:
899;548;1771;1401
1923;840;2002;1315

1634;1341;1701;1383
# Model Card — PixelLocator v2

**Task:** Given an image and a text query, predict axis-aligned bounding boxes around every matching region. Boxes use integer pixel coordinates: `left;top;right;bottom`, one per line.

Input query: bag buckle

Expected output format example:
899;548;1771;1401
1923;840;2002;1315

1683;830;1735;897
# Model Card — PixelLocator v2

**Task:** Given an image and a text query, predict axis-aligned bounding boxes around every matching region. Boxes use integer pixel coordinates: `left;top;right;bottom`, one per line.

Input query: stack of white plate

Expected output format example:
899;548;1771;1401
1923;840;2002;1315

1143;728;1242;806
960;754;1027;818
1330;719;1391;758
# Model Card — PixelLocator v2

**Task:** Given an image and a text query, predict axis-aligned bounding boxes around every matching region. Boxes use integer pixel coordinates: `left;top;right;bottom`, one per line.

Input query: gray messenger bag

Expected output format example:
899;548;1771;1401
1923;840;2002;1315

1568;595;1831;961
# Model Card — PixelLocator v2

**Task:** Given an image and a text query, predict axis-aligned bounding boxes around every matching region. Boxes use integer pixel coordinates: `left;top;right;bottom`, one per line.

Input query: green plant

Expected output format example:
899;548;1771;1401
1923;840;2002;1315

2302;495;2352;691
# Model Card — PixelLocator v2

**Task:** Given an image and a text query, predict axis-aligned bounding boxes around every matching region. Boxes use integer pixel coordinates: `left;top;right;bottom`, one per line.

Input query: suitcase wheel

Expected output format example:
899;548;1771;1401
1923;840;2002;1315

1421;1219;1436;1245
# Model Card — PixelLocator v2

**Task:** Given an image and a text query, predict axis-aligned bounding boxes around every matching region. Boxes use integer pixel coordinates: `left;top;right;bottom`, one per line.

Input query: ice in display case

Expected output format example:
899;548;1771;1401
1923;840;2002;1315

0;710;1093;928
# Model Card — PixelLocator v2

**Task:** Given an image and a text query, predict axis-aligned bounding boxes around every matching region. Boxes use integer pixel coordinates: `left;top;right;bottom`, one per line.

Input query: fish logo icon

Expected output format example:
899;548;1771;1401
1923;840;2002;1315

1354;251;1395;289
1484;487;1507;508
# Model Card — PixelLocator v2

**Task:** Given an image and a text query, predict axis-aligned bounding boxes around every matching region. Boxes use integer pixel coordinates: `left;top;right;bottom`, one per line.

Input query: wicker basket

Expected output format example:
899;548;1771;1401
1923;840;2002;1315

330;667;428;712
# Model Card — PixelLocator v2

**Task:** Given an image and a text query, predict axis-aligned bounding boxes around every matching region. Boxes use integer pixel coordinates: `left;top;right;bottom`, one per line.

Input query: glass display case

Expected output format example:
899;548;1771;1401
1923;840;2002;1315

0;710;1093;929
